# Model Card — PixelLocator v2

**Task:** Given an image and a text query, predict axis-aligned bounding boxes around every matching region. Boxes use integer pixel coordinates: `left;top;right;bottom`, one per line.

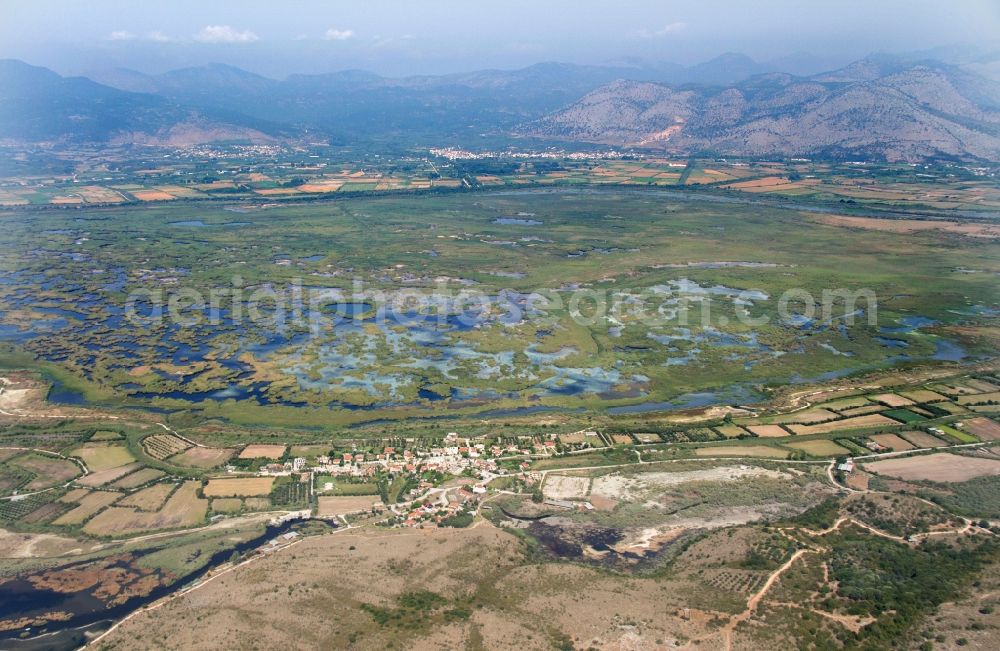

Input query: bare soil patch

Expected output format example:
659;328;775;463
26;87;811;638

818;214;1000;238
870;393;915;407
116;483;174;511
900;430;948;448
203;477;275;497
694;445;787;458
316;495;382;517
542;474;590;500
237;444;285;460
168;446;234;468
869;433;916;451
864;453;1000;482
961;417;1000;441
747;425;790;438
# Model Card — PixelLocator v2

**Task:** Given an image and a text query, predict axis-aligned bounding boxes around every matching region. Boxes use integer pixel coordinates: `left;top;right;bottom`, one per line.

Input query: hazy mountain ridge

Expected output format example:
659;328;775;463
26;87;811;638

3;54;1000;161
525;57;1000;162
0;60;282;146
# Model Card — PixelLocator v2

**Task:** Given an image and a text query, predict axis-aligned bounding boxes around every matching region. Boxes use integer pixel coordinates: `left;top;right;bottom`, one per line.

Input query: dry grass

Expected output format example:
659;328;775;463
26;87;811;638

131;189;176;201
10;455;80;489
817;214;1000;239
694;445;787;458
316;495;382;517
96;526;712;650
169;446;234;468
238;444;286;460
869;433;916;451
900;430;948;448
898;389;949;403
960;417;1000;441
203;477;275;497
289;444;331;457
542;475;590;499
211;498;243;514
747;425;790;438
785;440;850;457
110;468;166;489
787;414;898;436
116;483;174;511
957;391;1000;405
837;405;887;417
82;481;207;536
297;182;344;193
869;393;915;407
770;408;839;424
722;176;790;189
77;462;143;487
69;443;136;472
864;453;1000;482
557;432;590;444
715;425;748;439
53;490;122;526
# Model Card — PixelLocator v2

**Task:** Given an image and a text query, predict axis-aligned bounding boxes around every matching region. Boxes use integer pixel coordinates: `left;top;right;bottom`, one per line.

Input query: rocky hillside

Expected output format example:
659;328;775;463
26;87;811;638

524;58;1000;162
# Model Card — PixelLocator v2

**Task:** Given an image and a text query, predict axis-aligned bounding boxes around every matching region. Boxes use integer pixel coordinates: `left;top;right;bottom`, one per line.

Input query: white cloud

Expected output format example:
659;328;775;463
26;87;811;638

108;30;136;41
638;21;688;38
194;25;259;44
146;31;172;42
323;28;355;41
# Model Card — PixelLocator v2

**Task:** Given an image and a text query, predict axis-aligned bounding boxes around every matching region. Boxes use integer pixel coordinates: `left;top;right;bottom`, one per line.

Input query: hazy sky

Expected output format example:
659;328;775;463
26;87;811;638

1;0;998;77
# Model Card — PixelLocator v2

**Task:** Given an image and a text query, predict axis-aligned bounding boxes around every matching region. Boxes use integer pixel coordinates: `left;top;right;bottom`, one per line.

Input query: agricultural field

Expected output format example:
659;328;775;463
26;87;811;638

787;414;899;436
210;497;243;513
898;389;949;403
785;439;850;457
960;417;1000;441
141;433;191;460
869;433;916;451
52;490;121;525
864;452;1000;482
768;408;839;424
900;430;948;447
116;482;175;510
81;481;207;536
203;477;275;497
694;445;787;458
2;453;80;490
238;445;286;460
77;461;144;487
69;442;136;471
870;393;915;407
313;478;379;496
746;425;790;438
168;446;234;468
316;495;382;517
110;468;166;489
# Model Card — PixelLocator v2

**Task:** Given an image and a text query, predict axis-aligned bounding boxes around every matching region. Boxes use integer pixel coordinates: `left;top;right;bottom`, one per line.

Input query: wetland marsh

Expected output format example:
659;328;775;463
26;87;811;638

1;188;997;428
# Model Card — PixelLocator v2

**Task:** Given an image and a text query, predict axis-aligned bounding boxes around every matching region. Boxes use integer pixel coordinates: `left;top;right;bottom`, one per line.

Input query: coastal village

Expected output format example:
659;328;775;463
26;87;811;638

226;430;603;529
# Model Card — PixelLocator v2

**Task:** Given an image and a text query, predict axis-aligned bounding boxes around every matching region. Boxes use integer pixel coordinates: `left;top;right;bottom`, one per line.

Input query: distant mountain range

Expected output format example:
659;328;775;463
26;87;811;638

2;54;1000;162
524;56;1000;162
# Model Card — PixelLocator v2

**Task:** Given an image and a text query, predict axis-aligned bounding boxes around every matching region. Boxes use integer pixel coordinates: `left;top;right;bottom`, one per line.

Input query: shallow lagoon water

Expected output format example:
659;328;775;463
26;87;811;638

167;220;252;228
493;217;543;225
0;262;980;417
